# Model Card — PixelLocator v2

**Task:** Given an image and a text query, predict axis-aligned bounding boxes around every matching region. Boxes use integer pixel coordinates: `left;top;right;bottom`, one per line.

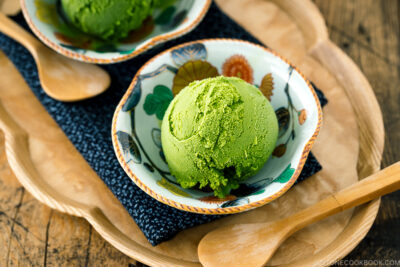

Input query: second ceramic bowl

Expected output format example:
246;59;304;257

112;39;322;214
21;0;211;64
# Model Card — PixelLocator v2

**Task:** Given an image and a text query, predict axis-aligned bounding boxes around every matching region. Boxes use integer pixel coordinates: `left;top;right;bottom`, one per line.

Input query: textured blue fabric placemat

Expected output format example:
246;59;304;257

0;2;327;246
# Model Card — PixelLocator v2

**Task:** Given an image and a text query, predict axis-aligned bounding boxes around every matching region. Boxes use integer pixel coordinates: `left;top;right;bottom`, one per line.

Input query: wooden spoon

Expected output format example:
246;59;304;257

198;162;400;267
0;13;110;102
0;0;20;16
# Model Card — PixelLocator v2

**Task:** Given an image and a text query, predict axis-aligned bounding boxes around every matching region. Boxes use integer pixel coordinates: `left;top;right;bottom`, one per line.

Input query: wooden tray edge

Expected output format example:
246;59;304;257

0;0;385;266
269;0;384;266
0;99;194;267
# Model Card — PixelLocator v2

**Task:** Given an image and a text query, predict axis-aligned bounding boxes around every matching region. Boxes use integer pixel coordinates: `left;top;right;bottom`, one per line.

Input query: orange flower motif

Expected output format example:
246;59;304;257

54;32;91;49
260;73;274;101
54;32;75;45
298;109;307;125
222;55;253;83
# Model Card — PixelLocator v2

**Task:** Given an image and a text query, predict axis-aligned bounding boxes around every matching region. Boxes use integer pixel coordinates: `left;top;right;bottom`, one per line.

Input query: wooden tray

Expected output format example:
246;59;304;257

0;0;384;266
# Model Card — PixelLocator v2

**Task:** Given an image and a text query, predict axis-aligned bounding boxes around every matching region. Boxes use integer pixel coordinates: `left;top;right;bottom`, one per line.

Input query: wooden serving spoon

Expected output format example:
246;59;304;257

198;162;400;267
0;0;20;16
0;13;110;102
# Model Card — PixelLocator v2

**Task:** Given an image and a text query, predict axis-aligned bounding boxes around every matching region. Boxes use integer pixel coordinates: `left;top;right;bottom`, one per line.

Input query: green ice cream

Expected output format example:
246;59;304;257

61;0;154;40
161;76;279;198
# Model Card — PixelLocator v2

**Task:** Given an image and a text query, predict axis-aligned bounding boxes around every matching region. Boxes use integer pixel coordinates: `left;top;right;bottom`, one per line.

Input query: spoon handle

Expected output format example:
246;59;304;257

284;162;400;234
0;13;41;53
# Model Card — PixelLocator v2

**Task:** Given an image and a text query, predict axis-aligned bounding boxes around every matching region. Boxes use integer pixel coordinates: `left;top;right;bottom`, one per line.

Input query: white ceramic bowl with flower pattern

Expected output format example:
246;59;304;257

112;39;322;214
20;0;211;64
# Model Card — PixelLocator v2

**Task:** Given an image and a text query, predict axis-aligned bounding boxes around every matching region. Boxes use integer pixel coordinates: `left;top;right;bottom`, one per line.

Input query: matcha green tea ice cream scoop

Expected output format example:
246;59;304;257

61;0;154;41
161;76;279;198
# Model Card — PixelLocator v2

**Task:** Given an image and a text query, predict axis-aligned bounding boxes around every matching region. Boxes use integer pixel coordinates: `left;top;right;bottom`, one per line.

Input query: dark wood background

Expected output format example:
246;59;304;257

314;0;400;264
0;0;399;266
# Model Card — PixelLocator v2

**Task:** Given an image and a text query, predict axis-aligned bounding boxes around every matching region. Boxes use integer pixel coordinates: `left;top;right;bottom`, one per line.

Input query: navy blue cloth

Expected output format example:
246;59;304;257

0;2;326;245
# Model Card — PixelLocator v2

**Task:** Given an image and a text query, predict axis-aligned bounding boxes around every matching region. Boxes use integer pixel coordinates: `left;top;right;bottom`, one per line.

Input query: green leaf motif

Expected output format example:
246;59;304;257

155;6;176;25
250;189;265;196
154;84;173;101
154;0;177;9
143;85;173;120
156;101;170;120
119;48;135;55
275;164;295;183
144;94;160;114
94;43;118;53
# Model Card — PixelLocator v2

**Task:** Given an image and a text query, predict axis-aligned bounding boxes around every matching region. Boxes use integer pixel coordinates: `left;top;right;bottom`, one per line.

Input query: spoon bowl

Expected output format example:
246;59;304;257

0;13;110;101
35;45;111;101
198;162;400;267
199;222;287;267
0;0;20;16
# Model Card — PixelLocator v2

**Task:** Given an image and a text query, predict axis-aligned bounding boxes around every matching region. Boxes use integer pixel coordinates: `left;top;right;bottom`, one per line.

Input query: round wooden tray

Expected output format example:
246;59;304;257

0;0;384;266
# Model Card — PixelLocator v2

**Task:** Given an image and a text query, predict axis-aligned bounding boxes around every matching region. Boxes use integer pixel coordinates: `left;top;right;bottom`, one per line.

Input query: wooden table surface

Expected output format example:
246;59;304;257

0;0;399;266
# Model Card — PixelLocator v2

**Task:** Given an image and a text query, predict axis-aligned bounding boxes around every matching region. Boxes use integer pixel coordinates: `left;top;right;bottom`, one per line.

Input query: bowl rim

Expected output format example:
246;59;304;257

111;38;323;214
20;0;212;64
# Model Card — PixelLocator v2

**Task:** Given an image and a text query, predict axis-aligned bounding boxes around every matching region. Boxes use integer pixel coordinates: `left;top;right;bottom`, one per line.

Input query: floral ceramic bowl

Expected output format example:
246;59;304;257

112;39;322;214
20;0;211;64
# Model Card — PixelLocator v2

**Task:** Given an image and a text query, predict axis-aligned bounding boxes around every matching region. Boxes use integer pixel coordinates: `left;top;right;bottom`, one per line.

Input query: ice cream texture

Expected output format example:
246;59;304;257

161;76;279;198
61;0;154;40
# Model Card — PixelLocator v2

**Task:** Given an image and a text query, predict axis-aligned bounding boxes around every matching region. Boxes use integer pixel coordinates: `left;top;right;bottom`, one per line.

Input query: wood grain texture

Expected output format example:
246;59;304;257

198;162;400;267
313;0;400;263
0;0;396;266
0;13;111;101
0;132;134;266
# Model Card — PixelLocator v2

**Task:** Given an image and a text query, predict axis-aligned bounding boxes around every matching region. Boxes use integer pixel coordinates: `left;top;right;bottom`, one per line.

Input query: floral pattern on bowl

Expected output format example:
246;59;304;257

20;0;211;64
112;39;322;214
